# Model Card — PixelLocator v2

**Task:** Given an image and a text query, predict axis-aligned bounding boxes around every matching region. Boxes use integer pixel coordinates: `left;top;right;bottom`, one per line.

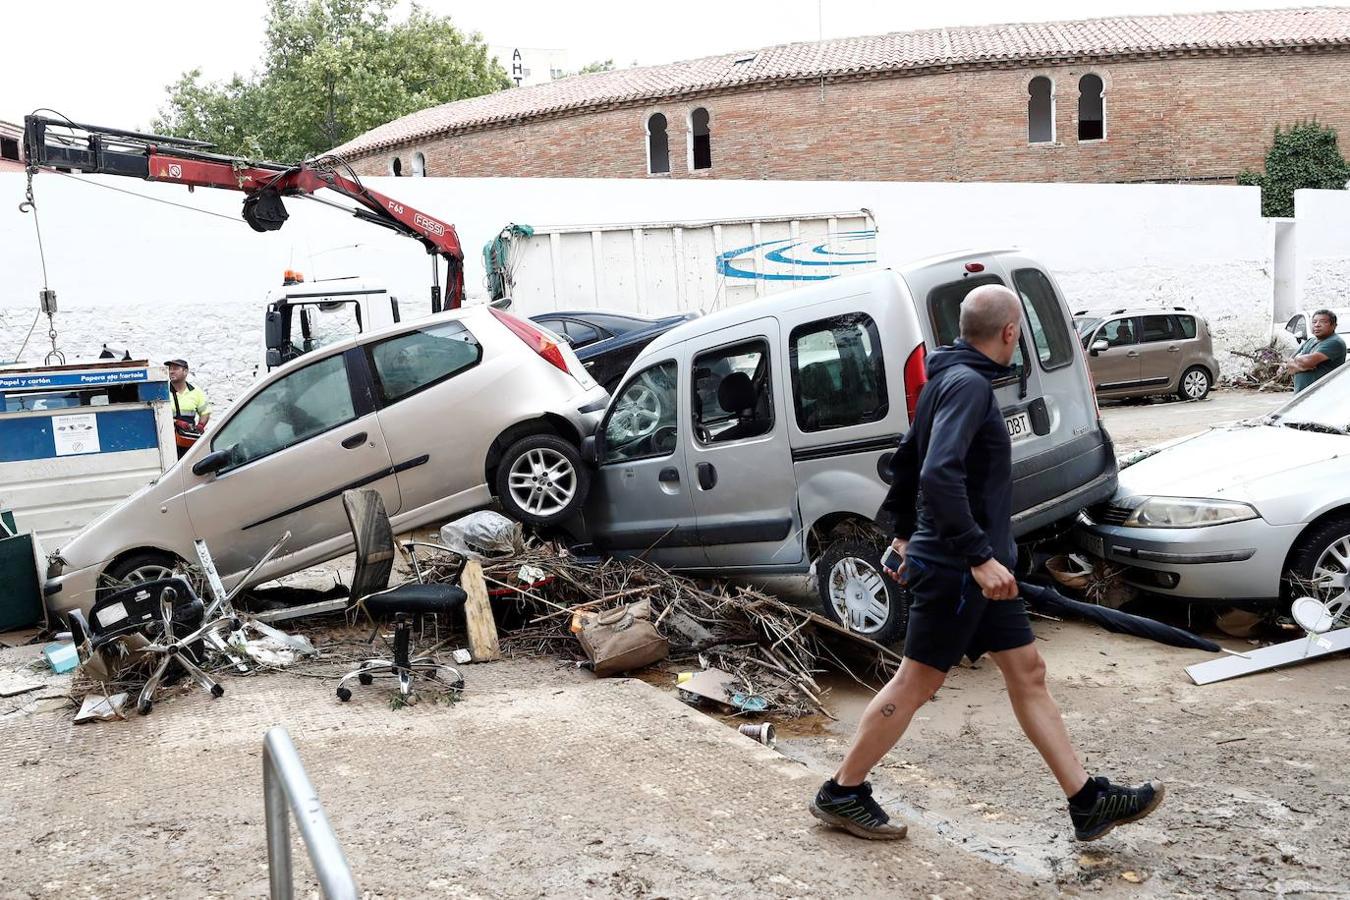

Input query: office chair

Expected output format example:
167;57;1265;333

335;488;467;702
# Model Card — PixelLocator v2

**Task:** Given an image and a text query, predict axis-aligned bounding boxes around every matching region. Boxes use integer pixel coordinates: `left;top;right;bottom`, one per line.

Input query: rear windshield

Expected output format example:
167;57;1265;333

1012;269;1075;371
927;274;1025;379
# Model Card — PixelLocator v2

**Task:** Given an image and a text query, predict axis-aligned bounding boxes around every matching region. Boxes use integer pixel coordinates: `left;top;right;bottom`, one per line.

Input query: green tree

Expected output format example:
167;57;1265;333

1238;121;1350;218
155;0;511;161
554;59;614;80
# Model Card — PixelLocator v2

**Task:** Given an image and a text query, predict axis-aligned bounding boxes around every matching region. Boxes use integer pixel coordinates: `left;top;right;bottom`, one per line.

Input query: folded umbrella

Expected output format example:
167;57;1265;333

1019;581;1221;652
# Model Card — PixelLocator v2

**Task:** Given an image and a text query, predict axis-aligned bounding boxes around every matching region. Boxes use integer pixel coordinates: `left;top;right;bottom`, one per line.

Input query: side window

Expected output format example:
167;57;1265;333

927;275;1025;378
692;340;774;444
1175;315;1198;340
601;361;678;464
212;354;355;469
1097;318;1137;347
1012;268;1074;370
564;320;603;347
1288;315;1305;338
369;321;481;404
790;314;889;432
1140;315;1178;344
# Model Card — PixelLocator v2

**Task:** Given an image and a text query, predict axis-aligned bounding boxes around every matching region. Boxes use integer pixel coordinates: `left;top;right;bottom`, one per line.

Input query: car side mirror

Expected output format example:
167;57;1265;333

264;309;285;351
192;448;233;477
1090;340;1109;356
580;434;599;465
265;348;282;370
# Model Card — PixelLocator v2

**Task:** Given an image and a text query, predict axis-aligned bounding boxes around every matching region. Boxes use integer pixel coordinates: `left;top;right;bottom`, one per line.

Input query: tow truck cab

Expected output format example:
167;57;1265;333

262;274;401;370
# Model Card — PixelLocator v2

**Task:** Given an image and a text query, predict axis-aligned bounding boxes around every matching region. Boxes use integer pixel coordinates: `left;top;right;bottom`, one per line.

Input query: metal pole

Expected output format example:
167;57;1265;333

263;727;358;900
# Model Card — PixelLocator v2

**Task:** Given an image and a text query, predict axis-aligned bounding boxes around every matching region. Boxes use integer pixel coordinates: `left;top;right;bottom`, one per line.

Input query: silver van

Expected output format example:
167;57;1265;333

583;251;1117;643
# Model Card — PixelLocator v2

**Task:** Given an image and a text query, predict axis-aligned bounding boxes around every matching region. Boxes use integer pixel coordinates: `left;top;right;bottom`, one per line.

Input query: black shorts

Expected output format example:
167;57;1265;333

901;555;1035;672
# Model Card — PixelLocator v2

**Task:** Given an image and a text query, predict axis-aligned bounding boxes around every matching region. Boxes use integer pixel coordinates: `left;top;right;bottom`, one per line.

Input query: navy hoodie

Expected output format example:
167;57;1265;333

877;340;1017;570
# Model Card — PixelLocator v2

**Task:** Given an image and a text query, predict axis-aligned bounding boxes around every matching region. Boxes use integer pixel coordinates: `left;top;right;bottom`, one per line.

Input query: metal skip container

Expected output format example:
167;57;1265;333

0;360;176;549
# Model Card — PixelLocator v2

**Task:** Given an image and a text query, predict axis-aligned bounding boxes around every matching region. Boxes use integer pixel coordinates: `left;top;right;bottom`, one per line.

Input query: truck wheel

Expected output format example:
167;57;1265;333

817;539;909;645
1283;514;1350;625
495;434;590;528
1177;366;1211;401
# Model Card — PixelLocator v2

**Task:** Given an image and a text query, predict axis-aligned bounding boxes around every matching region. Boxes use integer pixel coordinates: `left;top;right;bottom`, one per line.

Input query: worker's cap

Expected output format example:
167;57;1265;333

163;358;190;369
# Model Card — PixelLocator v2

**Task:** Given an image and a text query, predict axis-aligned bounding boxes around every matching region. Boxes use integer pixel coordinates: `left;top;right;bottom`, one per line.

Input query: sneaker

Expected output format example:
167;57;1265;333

1070;776;1166;841
809;780;908;840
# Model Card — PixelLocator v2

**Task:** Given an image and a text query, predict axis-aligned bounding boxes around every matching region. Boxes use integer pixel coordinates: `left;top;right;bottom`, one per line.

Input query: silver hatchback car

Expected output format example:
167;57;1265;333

45;306;608;618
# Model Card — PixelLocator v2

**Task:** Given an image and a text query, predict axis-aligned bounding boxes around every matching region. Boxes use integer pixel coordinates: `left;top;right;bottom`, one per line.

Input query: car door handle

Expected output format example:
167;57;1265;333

696;462;717;490
341;431;368;449
1126;351;1140;358
658;467;680;484
1167;346;1181;352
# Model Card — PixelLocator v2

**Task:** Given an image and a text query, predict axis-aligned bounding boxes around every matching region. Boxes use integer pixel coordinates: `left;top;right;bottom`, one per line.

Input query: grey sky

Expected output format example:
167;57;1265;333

2;0;1325;130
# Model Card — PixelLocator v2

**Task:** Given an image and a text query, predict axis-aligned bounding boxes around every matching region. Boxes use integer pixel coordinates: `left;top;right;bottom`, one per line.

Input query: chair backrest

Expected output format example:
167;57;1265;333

342;488;395;602
88;577;203;640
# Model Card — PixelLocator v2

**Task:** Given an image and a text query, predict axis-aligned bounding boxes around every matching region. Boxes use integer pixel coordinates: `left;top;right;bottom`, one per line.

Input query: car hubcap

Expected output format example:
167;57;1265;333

828;556;890;635
610;384;662;440
1310;535;1350;628
1185;371;1207;398
103;563;176;589
507;448;576;517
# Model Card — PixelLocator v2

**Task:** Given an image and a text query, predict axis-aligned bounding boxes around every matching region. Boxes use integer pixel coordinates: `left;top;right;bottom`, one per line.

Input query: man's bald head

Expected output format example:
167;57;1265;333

960;284;1022;343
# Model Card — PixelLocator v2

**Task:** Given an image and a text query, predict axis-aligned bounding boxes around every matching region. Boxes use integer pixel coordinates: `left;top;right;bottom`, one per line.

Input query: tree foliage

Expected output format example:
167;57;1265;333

1238;121;1350;218
554;59;615;80
155;0;511;161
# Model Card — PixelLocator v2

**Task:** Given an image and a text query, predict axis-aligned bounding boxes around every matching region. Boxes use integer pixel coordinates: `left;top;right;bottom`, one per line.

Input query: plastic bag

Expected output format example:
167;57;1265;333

438;510;522;561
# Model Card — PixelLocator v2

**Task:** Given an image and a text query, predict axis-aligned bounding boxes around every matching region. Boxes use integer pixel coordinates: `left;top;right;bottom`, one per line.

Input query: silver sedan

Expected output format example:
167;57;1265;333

1076;365;1349;608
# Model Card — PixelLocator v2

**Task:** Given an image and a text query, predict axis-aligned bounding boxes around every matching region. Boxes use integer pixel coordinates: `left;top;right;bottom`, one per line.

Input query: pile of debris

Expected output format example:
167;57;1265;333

420;535;899;719
1224;338;1293;391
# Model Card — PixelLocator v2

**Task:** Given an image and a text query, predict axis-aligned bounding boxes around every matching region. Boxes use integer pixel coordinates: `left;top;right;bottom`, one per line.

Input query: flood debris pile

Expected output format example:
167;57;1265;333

1225;339;1293;391
420;538;900;719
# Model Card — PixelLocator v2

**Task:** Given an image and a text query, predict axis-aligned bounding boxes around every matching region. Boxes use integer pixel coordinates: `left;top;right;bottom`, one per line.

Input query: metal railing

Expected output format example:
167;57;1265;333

263;727;359;899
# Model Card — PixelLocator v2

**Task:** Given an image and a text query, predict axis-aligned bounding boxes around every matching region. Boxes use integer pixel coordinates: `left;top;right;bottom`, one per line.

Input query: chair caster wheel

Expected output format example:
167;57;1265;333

137;699;153;716
358;673;373;686
336;687;352;702
210;684;225;699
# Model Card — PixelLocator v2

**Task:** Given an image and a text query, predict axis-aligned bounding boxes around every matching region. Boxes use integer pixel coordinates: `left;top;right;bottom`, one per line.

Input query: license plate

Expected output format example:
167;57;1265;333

1004;411;1034;443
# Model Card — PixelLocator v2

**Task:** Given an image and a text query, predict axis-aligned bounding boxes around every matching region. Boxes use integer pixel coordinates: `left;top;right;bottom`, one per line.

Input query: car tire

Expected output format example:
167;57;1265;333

1177;366;1212;402
1283;514;1350;620
100;552;180;596
817;539;910;645
495;434;590;528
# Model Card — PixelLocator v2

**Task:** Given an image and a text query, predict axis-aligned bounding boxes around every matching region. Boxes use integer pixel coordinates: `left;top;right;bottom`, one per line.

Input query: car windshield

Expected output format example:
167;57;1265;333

1074;317;1103;338
1269;367;1350;433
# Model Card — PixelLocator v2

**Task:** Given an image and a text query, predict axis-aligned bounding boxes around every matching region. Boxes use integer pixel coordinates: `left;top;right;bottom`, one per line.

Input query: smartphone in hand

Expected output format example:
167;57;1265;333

881;546;905;574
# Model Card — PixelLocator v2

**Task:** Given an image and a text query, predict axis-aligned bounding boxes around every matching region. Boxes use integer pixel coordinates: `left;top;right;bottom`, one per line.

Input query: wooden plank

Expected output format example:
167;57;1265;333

460;559;501;662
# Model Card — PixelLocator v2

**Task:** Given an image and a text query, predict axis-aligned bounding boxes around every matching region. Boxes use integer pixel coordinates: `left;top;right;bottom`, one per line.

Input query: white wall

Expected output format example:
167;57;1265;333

0;174;1274;405
1294;189;1350;316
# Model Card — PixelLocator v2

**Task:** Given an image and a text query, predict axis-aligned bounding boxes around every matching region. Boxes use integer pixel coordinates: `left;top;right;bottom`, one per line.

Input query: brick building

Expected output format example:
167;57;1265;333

0;121;24;173
335;8;1350;185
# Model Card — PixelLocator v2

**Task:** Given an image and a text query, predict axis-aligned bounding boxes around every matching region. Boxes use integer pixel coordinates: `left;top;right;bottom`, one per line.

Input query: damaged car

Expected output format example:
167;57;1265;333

44;307;608;619
1076;365;1350;607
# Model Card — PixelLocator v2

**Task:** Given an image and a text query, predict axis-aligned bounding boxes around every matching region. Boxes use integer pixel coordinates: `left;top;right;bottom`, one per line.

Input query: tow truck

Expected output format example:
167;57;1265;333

22;115;464;371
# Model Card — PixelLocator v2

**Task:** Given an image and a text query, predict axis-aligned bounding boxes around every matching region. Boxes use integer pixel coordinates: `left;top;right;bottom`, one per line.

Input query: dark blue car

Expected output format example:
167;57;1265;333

531;310;698;392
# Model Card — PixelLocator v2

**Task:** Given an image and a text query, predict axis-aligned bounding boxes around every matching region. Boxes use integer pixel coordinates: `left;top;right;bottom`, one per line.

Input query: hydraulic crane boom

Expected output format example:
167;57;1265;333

22;115;463;310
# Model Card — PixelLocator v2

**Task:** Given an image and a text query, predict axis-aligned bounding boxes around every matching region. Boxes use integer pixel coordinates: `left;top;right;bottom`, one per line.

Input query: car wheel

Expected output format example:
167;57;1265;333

817;539;909;645
1284;514;1350;626
495;434;590;527
1178;366;1211;402
100;552;180;595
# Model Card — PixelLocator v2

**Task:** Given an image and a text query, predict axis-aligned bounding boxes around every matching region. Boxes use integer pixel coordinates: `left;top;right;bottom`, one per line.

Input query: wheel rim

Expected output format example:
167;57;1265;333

827;556;890;635
1184;370;1208;399
1310;535;1350;628
105;562;176;588
507;447;577;517
609;384;662;441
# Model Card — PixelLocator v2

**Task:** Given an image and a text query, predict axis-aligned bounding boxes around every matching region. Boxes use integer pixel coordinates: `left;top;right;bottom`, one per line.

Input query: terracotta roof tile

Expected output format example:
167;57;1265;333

333;7;1350;157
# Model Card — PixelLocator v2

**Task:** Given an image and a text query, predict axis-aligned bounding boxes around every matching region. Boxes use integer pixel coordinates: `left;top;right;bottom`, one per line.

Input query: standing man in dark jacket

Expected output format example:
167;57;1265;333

809;285;1164;842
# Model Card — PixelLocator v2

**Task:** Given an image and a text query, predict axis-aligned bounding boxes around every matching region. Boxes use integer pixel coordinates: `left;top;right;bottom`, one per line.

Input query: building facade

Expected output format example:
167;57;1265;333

336;9;1350;185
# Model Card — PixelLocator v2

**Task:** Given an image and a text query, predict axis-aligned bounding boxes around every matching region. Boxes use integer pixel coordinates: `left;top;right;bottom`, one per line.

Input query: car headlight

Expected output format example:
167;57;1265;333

1123;498;1259;528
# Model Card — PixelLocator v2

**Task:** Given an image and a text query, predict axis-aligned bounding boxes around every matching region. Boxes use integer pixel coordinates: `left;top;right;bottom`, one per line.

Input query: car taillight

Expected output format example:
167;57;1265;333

903;343;928;423
490;308;570;374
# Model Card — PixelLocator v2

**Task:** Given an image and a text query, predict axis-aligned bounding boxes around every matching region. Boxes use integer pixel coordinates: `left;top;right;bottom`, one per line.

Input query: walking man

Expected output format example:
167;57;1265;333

1282;309;1346;392
809;285;1164;842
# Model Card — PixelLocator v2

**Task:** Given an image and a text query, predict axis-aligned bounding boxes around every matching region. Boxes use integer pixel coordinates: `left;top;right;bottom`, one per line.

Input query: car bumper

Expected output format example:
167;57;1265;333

1074;512;1300;601
572;384;611;433
43;559;105;620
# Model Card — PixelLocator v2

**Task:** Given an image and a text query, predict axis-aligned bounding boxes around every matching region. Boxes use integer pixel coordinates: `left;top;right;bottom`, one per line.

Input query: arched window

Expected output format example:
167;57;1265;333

411;152;426;177
391;156;403;176
1028;77;1054;144
1078;74;1105;141
646;113;670;174
689;107;712;170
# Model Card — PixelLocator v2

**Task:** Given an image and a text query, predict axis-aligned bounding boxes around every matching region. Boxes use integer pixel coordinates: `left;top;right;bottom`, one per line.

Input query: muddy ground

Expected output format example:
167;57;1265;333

5;387;1343;899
